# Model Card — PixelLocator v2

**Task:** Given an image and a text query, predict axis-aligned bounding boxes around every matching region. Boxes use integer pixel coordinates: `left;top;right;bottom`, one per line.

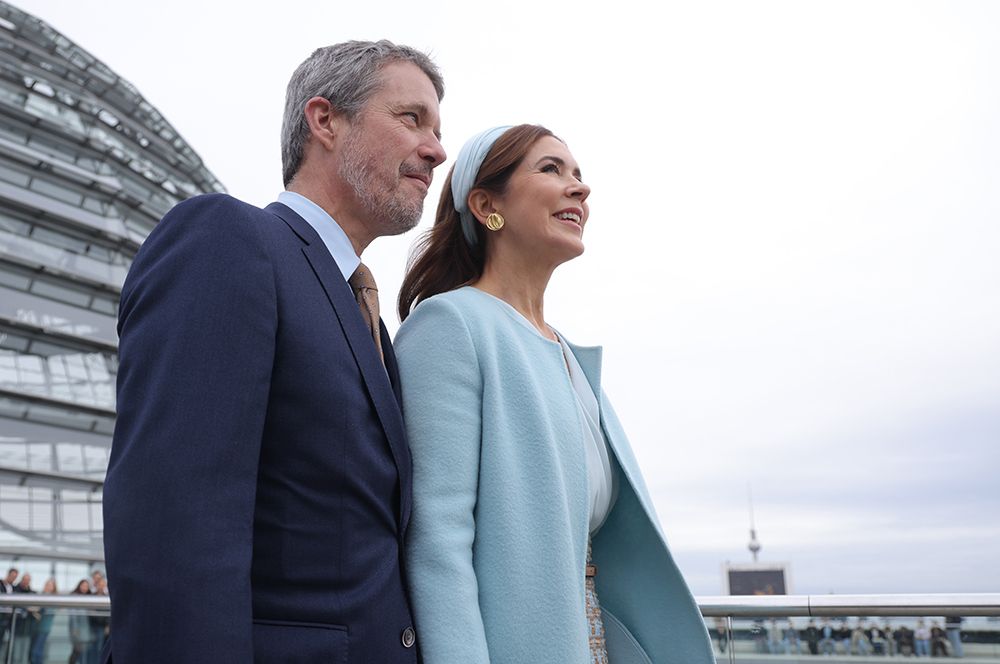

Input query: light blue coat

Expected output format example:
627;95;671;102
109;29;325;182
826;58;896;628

394;287;714;664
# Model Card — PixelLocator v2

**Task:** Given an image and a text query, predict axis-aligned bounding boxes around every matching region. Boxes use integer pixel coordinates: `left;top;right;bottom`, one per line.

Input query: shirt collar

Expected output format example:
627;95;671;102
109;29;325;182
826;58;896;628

277;191;360;282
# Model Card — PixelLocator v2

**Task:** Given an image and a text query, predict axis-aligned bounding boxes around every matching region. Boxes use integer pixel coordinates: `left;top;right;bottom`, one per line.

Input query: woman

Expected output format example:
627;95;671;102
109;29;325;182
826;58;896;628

67;580;93;664
395;125;714;663
915;618;931;657
28;578;57;664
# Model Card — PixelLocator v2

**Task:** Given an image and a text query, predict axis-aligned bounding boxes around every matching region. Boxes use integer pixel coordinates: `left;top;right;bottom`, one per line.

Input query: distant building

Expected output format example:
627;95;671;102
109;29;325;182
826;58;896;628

0;1;222;583
725;563;790;595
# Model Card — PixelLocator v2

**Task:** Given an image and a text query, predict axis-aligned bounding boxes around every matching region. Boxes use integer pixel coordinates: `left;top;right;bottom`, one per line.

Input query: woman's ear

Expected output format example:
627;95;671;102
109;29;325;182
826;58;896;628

467;189;498;225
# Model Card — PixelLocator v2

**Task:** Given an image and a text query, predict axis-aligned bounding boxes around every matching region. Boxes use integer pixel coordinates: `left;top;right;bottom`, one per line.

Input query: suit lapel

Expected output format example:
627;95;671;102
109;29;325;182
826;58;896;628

266;202;411;532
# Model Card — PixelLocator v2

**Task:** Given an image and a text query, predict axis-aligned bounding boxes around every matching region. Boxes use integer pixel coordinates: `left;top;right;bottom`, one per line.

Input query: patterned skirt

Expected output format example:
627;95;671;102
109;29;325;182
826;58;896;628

586;541;609;663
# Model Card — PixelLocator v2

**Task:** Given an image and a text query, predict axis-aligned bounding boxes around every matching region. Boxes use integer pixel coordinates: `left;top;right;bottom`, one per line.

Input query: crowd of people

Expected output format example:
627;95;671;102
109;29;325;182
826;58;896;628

0;567;109;664
714;617;967;658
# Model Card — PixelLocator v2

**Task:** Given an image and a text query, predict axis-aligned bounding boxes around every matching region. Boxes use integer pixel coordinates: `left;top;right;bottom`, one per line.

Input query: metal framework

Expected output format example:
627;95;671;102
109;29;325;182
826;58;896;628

0;1;223;577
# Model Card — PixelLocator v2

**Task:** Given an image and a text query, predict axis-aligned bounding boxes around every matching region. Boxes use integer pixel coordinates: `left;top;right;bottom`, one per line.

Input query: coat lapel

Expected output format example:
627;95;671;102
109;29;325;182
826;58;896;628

266;202;411;533
567;342;603;403
566;340;660;532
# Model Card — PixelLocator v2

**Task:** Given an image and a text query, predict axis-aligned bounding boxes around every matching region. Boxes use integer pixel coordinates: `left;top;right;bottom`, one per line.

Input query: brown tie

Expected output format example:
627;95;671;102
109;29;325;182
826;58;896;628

348;262;384;363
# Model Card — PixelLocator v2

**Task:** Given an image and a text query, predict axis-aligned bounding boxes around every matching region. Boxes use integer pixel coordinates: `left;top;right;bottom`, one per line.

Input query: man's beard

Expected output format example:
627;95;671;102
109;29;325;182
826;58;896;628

339;132;424;236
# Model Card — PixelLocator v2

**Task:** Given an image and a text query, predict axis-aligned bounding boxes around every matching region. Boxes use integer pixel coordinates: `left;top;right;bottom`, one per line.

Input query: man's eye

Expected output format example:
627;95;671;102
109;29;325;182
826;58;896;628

402;112;419;124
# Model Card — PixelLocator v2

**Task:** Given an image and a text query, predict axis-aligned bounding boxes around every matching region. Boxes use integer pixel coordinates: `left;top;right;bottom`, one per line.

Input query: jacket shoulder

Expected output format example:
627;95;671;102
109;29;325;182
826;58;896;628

403;288;514;333
160;193;268;231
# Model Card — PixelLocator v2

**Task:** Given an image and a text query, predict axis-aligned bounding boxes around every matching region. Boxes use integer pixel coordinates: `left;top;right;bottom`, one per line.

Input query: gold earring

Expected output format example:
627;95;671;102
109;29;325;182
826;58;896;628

485;212;505;231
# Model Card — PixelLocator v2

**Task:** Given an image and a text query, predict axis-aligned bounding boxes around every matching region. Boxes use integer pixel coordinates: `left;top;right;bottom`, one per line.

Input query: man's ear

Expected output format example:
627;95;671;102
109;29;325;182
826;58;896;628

467;189;499;225
302;96;347;151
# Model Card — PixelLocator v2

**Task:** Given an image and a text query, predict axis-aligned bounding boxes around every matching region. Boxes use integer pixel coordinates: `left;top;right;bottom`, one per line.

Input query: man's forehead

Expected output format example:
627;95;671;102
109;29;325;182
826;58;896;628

374;62;440;100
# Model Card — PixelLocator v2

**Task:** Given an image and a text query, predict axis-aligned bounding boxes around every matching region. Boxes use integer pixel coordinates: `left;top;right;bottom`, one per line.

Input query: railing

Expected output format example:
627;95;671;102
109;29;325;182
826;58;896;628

0;594;108;664
0;593;996;663
697;593;1000;664
699;593;1000;617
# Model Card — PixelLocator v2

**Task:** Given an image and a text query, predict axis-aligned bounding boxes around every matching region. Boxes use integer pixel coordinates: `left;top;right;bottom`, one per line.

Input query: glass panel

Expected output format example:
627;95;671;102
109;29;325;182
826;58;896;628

30;226;90;254
29;279;93;309
0;396;115;434
713;616;1000;662
29;176;83;206
0;213;30;235
89;296;117;316
0;343;117;411
0;230;128;289
0;120;28;144
0;267;31;290
0;605;112;664
23;91;61;121
0;161;31;187
80;196;106;215
0;331;30;352
0;286;119;346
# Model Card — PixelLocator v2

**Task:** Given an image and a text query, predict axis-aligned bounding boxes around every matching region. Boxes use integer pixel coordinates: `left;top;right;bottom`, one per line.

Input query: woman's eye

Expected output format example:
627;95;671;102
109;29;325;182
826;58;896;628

541;163;560;174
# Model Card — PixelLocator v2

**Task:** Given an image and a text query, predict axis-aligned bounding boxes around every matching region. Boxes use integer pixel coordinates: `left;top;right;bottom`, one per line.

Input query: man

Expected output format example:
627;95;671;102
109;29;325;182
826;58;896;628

0;568;15;594
11;573;36;663
0;568;16;650
103;40;445;663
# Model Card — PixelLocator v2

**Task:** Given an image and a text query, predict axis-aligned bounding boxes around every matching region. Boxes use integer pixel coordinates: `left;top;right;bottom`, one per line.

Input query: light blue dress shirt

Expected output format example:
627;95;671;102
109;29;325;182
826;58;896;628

276;191;359;281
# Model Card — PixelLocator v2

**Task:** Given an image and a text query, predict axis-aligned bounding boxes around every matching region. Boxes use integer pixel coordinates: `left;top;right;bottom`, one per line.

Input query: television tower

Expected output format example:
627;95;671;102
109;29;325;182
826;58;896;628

748;484;761;562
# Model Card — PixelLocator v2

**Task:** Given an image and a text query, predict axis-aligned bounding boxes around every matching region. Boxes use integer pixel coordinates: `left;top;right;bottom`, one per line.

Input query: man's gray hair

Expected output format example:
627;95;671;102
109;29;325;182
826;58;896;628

280;40;444;187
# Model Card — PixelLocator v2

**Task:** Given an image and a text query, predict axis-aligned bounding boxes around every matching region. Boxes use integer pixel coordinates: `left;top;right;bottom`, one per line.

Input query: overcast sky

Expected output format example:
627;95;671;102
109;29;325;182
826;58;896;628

14;0;999;595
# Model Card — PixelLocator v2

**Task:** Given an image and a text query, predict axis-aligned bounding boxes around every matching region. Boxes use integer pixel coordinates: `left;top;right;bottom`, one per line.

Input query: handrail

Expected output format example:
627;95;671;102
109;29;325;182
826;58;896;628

0;594;109;609
0;593;997;615
698;593;1000;617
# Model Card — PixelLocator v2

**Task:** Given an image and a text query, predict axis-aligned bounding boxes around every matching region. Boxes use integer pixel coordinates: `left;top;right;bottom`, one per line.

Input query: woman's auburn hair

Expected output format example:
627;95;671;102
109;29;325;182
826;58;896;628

397;124;556;321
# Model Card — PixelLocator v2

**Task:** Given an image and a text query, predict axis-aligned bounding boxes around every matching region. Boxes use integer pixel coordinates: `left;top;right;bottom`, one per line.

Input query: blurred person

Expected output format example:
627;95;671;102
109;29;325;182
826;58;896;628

0;567;18;650
820;618;837;655
88;579;109;664
784;619;802;654
930;621;949;657
852;621;871;656
395;124;715;663
868;622;888;656
884;622;897;656
803;618;821;655
915;619;931;657
768;618;783;654
0;568;15;594
944;616;963;658
838;621;853;655
68;580;93;664
895;623;915;657
713;618;730;654
103;39;446;664
12;573;36;664
28;578;57;664
753;619;769;654
89;571;103;594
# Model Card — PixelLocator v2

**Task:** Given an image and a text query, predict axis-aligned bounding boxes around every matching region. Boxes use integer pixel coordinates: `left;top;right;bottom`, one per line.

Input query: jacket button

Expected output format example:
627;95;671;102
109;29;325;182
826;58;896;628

401;626;416;648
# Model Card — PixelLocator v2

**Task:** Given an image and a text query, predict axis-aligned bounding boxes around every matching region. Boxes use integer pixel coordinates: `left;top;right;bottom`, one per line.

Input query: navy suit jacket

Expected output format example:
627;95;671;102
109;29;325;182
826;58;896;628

103;194;416;663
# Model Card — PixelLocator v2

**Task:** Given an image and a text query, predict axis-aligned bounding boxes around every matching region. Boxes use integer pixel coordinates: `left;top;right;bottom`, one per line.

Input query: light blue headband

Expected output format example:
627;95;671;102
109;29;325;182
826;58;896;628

451;125;513;247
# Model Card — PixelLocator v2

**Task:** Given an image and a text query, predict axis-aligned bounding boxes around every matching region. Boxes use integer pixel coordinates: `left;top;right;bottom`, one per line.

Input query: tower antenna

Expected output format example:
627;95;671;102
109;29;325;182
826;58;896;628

748;483;761;563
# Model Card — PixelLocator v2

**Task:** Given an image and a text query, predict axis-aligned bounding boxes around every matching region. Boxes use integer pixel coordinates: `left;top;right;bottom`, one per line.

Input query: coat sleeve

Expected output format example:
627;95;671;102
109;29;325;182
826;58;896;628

394;297;491;663
103;194;276;662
